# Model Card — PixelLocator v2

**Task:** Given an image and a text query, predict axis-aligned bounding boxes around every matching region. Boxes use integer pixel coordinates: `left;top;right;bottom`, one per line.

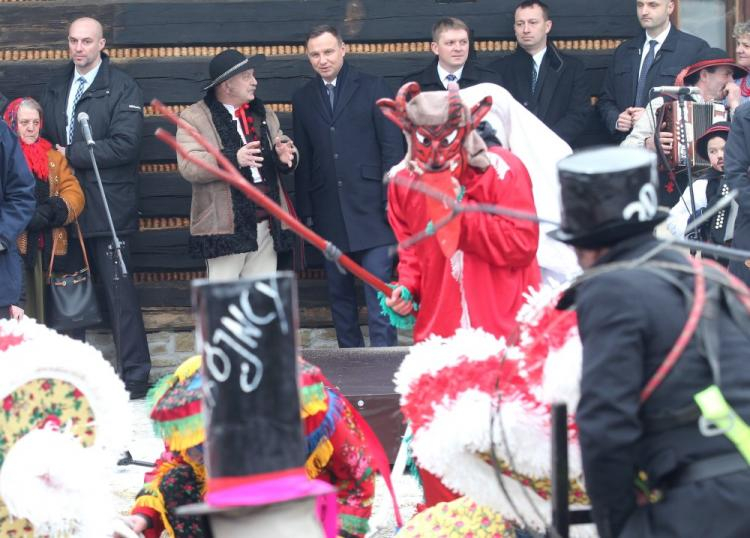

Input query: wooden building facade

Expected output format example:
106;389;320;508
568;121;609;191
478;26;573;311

0;0;742;314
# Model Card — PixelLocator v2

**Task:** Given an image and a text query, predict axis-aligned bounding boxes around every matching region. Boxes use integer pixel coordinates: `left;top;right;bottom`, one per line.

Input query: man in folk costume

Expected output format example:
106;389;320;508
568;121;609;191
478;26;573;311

551;147;750;537
380;82;541;344
177;50;298;280
123;275;387;538
459;83;579;283
394;284;594;537
0;318;133;537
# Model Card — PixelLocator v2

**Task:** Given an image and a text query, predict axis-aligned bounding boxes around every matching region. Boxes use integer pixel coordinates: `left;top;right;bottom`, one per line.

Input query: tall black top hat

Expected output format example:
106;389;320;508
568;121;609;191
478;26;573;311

204;49;266;91
188;273;331;510
549;147;668;249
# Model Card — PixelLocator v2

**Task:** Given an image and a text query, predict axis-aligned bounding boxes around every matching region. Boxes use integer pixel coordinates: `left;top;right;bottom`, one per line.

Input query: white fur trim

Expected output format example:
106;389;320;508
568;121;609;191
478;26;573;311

0;318;131;457
0;319;132;535
542;334;583;411
0;428;117;537
410;388;590;534
393;328;515;397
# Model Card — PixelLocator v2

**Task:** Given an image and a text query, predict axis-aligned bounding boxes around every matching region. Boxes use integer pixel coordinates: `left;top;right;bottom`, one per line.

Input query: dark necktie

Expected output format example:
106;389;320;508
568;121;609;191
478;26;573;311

68;76;86;144
531;62;539;95
635;39;658;107
325;83;335;111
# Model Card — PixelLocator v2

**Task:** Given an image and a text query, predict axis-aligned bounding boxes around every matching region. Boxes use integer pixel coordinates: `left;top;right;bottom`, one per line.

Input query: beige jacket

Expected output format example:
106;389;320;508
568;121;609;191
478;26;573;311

176;100;295;236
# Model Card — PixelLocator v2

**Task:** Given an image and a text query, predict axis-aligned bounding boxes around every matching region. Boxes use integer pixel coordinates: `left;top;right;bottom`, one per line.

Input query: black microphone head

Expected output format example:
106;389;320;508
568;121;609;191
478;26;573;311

77;111;89;122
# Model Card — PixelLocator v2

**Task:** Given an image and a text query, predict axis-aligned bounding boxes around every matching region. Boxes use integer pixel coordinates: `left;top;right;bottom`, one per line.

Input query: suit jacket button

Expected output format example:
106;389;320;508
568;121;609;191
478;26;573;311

337;180;343;187
334;153;339;159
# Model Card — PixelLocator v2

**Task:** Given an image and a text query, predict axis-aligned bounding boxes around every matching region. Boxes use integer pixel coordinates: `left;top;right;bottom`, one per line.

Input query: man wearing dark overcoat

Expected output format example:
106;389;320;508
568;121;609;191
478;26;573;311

491;0;590;146
293;25;404;348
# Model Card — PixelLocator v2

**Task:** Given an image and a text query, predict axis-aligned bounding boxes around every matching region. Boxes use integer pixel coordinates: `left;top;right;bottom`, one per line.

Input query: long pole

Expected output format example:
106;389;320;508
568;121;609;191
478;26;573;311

151;99;392;297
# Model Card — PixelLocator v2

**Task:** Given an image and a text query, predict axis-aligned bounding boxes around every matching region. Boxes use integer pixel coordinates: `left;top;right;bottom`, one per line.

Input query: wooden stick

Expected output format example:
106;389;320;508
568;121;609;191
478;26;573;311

151;99;393;296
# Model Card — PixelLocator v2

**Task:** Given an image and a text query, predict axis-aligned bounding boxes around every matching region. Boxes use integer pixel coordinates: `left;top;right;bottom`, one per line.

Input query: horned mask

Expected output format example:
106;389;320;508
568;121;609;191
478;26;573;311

377;81;493;176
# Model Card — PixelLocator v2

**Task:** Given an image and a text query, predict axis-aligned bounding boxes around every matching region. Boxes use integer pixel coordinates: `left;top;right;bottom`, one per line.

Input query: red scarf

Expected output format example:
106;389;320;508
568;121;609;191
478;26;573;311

3;97;52;181
19;138;52;181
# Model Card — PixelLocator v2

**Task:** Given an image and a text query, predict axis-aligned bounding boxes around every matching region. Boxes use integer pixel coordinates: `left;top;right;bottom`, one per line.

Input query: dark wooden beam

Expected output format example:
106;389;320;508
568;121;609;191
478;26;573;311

0;0;640;49
0;52;612;109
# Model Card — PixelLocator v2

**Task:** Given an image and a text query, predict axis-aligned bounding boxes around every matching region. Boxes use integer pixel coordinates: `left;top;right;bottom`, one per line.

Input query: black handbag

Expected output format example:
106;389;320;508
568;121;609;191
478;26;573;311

46;219;102;330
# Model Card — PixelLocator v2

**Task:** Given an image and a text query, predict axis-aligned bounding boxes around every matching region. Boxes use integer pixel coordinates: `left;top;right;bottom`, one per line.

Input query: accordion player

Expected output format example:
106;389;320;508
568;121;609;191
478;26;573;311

658;100;728;169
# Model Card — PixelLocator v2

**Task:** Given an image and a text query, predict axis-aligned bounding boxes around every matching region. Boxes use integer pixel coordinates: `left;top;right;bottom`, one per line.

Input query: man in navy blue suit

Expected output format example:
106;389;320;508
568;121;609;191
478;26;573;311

293;25;404;348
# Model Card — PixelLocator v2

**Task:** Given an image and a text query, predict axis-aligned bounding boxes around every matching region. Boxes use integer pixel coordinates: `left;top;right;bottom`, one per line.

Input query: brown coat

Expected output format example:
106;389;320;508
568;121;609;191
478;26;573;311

176;100;296;237
17;149;85;256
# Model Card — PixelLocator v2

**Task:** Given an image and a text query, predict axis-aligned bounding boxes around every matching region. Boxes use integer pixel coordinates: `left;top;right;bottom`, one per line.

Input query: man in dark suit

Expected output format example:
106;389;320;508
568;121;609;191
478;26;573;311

491;0;590;146
293;25;404;348
401;17;503;92
597;0;709;141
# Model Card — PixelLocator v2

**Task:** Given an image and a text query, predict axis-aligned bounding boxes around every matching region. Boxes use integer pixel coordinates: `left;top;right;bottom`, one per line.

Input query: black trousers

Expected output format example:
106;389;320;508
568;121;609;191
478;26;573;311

323;244;397;348
78;236;151;385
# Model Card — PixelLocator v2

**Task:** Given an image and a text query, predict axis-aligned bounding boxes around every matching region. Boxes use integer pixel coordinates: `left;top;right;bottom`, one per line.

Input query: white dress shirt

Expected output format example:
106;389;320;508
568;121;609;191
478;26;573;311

65;61;101;141
223;102;263;183
437;64;464;89
639;23;671;75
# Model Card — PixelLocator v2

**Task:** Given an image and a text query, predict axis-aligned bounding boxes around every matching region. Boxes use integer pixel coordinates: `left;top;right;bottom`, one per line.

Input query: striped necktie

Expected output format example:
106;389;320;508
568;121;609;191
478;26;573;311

68;76;86;144
531;62;539;95
635;40;658;107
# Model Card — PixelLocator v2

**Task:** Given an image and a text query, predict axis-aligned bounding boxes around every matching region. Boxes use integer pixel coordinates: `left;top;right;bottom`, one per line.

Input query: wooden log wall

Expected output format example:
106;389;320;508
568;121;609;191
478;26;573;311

0;0;640;308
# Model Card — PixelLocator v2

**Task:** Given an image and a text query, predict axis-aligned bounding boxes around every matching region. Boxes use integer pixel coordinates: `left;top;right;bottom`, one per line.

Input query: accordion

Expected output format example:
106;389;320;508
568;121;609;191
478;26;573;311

660;101;728;168
709;180;739;244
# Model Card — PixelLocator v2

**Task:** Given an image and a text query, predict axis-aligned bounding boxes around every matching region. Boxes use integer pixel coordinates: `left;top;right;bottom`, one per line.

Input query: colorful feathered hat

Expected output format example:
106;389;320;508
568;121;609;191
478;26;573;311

147;355;204;451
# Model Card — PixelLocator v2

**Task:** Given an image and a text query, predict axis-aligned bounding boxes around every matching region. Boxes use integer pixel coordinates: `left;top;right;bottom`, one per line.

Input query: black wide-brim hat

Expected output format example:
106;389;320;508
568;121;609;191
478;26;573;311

678;48;748;85
204;49;266;91
549;147;668;249
696;121;731;162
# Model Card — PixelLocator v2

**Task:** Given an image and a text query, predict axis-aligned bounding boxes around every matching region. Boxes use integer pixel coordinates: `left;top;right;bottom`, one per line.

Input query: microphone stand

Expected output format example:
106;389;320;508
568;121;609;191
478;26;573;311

82;132;128;376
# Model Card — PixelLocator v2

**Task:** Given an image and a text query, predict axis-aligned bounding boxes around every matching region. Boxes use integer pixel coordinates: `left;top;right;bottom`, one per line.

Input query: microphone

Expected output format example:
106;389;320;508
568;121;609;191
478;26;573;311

652;86;701;96
77;112;95;146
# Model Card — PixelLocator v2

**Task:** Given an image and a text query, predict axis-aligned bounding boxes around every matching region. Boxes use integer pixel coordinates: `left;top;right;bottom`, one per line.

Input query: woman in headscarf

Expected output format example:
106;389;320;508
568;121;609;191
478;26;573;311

733;21;750;106
3;97;84;324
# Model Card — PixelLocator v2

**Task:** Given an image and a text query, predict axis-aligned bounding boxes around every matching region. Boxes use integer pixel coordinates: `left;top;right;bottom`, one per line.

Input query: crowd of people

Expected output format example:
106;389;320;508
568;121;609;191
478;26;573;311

0;2;748;354
1;0;750;537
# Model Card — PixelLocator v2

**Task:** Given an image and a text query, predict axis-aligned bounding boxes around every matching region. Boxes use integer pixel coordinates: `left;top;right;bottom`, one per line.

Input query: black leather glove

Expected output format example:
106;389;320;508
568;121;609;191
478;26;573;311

26;203;54;232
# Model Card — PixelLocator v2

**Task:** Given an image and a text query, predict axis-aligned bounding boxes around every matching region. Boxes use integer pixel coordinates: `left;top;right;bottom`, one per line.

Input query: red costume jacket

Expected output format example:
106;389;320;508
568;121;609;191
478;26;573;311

388;147;541;342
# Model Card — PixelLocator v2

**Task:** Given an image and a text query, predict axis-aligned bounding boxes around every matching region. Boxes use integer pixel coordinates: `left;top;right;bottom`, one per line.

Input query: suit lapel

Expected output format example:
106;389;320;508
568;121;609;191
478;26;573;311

535;51;560;117
332;68;359;123
312;79;333;123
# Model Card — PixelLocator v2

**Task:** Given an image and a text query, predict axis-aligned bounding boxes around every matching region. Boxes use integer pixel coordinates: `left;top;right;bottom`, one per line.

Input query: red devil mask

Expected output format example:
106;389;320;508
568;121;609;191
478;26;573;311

377;82;492;257
377;82;492;177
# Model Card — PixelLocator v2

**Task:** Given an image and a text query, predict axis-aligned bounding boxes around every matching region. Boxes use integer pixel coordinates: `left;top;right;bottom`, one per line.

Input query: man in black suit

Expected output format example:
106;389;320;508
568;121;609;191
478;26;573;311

401;17;503;91
597;0;708;141
491;0;590;146
292;25;404;348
